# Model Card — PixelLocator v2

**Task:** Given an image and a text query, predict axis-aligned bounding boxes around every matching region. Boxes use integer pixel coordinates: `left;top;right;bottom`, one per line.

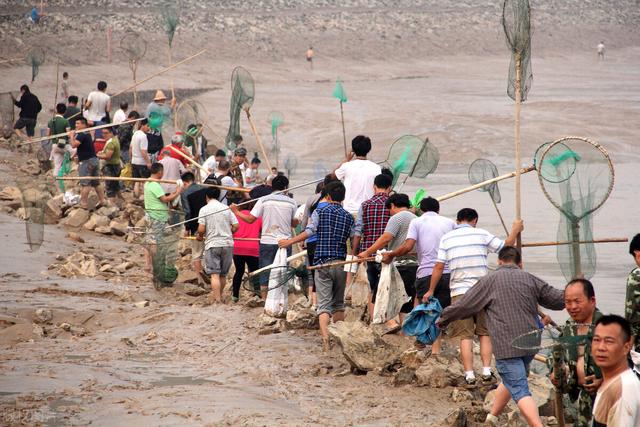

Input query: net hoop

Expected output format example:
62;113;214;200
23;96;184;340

537;136;614;221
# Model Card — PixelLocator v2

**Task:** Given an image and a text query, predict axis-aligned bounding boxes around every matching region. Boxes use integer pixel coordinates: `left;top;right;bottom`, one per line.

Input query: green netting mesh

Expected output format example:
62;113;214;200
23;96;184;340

160;1;180;48
17;179;54;252
502;0;533;101
140;211;185;289
383;136;439;188
0;92;14;138
268;111;283;166
537;137;614;281
332;79;347;103
225;66;255;151
468;158;502;203
25;47;45;83
176;99;206;135
512;324;593;351
284;154;298;179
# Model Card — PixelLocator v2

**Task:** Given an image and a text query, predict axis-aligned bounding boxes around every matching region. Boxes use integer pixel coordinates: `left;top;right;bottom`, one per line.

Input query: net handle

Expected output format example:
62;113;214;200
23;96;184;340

537;136;615;221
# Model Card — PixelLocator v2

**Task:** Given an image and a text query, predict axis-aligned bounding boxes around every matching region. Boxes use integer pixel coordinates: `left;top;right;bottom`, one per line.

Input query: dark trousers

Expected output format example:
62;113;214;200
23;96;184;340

232;254;259;298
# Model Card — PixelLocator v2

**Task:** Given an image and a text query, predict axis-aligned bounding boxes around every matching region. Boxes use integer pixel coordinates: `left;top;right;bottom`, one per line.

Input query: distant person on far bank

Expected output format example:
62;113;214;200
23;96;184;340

12;84;41;139
597;41;605;60
60;72;70;100
306;46;314;69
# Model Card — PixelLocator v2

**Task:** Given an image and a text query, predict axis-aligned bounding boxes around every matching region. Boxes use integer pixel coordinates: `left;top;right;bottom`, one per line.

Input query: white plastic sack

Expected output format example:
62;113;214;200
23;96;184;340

372;262;410;324
264;248;291;318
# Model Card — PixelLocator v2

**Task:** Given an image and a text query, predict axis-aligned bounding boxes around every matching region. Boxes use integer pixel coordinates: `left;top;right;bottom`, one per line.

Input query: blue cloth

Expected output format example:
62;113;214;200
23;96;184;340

401;298;442;344
306;201;328;244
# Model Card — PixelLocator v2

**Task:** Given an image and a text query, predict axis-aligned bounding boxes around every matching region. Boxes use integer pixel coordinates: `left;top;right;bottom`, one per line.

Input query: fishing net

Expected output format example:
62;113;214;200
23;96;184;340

160;0;180;48
243;264;308;295
26;47;45;83
0;92;14;138
502;0;533;101
536;137;614;281
176;99;206;135
268;111;283;166
468;158;508;232
382;136;439;188
225;66;255;150
120;31;147;107
332;79;347;103
17;179;54;252
284;154;297;179
512;324;593;351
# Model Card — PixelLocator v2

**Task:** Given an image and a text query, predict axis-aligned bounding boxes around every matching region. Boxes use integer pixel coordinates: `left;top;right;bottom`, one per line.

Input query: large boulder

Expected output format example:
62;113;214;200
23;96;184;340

64;208;90;228
415;355;464;388
109;219;128;236
183;283;207;296
0;186;20;201
96;206;119;219
328;320;403;372
285;307;319;330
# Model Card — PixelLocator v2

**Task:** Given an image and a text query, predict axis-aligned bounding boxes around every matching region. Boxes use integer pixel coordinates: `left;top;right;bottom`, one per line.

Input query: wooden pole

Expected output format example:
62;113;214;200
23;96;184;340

522;237;628;248
245;110;273;172
553;344;566;427
132;62;138;109
339;101;347;157
514;52;523;252
437;165;535;202
110;49;207;99
167;144;209;175
308;256;375;271
247;250;308;278
55;176;250;192
23;118;143;145
52;57;60;119
0;57;24;64
107;26;113;64
570;220;583;278
167;44;177;129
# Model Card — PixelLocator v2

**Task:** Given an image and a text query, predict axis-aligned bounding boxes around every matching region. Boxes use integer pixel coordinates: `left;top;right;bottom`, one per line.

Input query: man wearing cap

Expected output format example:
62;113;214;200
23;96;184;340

228;147;249;204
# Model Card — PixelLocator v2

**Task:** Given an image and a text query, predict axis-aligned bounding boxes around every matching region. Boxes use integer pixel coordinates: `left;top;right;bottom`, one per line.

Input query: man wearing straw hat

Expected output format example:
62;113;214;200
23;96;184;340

145;90;175;160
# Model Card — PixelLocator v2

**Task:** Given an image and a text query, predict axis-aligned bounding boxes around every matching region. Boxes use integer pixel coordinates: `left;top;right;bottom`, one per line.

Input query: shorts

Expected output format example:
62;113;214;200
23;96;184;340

102;163;121;197
447;294;490;339
14;117;37;137
495;356;534;402
396;265;417;314
367;261;382;303
258;243;291;287
315;264;347;315
78;157;99;187
132;163;151;178
203;246;233;275
189;238;204;262
415;273;452;309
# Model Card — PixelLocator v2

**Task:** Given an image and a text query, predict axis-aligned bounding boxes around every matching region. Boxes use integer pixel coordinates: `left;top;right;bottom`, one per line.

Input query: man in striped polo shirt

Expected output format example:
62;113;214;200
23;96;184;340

425;208;523;387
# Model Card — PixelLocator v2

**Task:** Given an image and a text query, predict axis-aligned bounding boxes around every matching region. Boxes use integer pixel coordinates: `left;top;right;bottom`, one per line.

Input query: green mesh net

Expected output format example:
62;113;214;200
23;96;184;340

25;47;45;83
268;111;283;167
150;212;184;288
17;179;54;252
160;1;180;48
225;66;255;151
383;136;439;188
502;0;533;101
536;137;614;281
332;79;347;103
0;92;14;138
468;159;509;232
176;99;206;136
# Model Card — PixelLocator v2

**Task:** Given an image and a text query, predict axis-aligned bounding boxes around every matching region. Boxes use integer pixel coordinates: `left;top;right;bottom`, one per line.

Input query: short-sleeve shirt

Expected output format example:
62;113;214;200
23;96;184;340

334;159;381;214
250;194;297;245
436;224;504;297
144;181;168;222
158;156;185;193
131;130;149;166
113;109;127;125
198;199;239;250
48;115;69;145
407;212;456;278
75;133;95;162
63;106;81;129
103;137;121;166
384;210;418;265
592;369;640;427
85;91;110;122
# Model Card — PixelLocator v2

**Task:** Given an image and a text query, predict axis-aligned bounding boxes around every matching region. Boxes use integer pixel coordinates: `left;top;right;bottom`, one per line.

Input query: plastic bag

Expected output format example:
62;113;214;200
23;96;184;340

264;248;290;318
120;163;133;189
402;299;443;344
372;262;409;324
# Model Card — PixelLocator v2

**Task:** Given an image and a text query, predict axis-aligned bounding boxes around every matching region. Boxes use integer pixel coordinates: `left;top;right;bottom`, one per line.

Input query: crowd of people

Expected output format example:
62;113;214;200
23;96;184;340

9;78;640;426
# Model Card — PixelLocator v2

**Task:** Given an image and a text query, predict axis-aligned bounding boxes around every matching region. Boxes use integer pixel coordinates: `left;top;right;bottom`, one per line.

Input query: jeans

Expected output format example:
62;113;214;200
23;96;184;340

495;355;534;402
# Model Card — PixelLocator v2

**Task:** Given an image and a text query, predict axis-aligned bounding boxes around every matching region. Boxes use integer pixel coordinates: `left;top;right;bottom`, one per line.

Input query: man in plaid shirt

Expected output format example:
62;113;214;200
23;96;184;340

438;246;565;427
279;182;355;351
352;173;392;317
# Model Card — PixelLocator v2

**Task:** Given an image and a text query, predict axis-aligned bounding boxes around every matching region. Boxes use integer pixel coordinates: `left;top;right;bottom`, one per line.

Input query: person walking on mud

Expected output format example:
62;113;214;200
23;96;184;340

12;84;42;141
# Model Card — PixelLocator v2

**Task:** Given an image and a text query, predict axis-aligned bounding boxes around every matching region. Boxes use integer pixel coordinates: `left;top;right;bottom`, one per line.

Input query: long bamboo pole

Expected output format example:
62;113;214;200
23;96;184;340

514;52;523;252
0;57;24;64
247;250;308;278
436;165;535;202
339;101;347;157
52;57;60;118
523;237;627;248
245;110;273;172
110;49;207;99
22;118;143;145
308;256;375;271
56;176;250;192
167;145;209;176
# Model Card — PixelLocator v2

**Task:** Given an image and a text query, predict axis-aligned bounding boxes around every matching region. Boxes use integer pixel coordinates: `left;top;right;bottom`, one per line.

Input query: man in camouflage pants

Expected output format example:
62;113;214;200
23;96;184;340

551;279;602;427
626;233;640;352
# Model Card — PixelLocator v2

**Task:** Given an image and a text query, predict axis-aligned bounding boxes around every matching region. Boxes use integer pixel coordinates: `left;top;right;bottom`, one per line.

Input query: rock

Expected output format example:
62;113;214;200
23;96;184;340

94;225;112;235
109;220;128;236
21;188;45;206
134;300;150;308
134;217;148;228
290;296;311;310
183;283;207;296
178;270;200;284
92;214;110;228
257;313;285;334
45;198;62;219
99;264;113;273
450;387;474;403
0;186;20;201
328;321;404;372
5;199;22;210
32;324;45;338
67;232;85;243
64;208;90;228
285;308;319;329
34;308;53;324
400;349;427;370
415;355;464;388
344;305;365;323
114;262;134;273
59;322;71;331
97;206;119;219
392;366;416;386
83;216;97;230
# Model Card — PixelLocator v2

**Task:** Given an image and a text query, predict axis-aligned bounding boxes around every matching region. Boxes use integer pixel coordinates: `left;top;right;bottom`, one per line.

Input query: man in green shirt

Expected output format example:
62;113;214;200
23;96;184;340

626;234;640;352
143;163;183;275
48;103;70;145
97;126;122;205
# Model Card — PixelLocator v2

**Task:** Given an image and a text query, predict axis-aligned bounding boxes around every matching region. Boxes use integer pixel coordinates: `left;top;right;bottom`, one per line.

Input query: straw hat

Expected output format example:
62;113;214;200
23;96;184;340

153;90;167;101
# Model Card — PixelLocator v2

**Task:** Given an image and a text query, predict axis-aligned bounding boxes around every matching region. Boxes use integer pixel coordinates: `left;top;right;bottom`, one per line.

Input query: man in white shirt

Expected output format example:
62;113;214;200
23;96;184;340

84;81;111;137
333;135;381;215
591;315;640;427
113;101;128;125
203;149;228;177
214;159;237;205
129;118;151;199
